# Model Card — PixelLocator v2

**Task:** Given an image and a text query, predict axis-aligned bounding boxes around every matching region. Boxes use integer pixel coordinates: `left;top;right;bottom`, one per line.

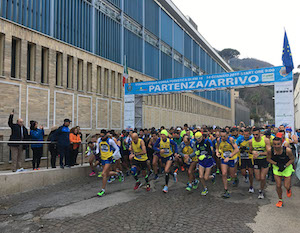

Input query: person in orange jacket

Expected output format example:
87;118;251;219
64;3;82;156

69;127;81;166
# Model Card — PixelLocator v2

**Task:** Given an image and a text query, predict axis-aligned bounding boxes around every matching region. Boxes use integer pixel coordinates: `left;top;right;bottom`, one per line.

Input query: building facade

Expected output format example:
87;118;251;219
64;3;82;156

0;0;234;144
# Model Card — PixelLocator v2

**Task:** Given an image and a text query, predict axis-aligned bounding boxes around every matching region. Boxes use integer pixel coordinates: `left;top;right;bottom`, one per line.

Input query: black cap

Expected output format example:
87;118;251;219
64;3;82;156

64;119;72;123
265;130;271;136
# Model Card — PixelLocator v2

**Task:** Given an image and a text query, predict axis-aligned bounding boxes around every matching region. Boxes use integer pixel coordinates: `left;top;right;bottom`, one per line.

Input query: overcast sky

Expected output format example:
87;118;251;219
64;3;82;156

172;0;300;71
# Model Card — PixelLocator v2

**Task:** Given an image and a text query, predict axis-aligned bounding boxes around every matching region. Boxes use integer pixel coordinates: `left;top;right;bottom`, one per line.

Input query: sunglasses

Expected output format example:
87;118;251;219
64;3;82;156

253;133;259;136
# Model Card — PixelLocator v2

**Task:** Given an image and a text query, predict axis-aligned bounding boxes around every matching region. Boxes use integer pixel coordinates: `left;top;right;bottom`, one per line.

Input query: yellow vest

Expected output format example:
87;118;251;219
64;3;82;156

159;138;173;158
252;137;266;159
99;139;113;160
219;137;237;160
132;138;148;161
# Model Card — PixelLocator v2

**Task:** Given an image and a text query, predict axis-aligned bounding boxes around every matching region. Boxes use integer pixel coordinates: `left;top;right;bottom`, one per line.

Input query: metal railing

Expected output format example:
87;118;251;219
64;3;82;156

0;141;88;170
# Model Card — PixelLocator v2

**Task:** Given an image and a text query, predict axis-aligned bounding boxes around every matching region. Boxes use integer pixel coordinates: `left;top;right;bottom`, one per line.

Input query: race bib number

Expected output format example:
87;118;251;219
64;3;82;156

200;151;208;158
164;148;170;154
240;152;249;159
101;145;109;152
135;153;142;159
224;151;231;158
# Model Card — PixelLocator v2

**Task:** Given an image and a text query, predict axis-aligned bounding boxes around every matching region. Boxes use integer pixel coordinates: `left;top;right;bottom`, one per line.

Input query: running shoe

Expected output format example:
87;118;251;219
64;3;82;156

201;188;208;196
216;169;220;174
287;189;292;198
162;185;168;193
107;177;115;183
118;172;124;182
154;174;159;180
232;178;239;187
37;168;40;170
173;172;178;183
276;200;283;208
193;180;199;189
181;166;185;172
97;190;105;197
149;170;153;177
222;190;230;198
16;168;25;173
33;168;37;171
89;172;96;177
98;172;102;178
212;174;216;184
134;181;142;190
186;183;192;192
227;177;232;182
146;184;151;192
248;187;254;193
258;190;264;199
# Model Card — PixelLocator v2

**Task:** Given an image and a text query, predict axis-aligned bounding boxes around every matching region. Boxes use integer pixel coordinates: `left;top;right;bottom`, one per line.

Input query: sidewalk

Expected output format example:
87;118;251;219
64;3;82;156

247;178;300;233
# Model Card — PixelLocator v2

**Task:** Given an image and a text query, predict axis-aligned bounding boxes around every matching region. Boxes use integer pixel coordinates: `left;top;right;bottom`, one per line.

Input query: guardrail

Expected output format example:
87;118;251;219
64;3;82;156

0;141;88;170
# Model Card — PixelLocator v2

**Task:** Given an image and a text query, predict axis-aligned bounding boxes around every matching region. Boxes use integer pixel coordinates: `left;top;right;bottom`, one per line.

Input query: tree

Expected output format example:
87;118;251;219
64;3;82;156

218;48;240;63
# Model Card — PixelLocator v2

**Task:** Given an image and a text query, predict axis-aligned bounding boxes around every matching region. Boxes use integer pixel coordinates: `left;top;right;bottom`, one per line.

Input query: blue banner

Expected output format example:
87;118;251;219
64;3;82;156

125;66;293;95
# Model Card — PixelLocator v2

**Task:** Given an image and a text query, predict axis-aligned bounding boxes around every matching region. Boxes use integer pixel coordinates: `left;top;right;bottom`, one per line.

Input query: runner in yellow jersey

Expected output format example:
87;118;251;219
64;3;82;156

129;133;150;191
249;127;271;199
216;129;239;198
178;135;197;191
236;128;254;193
96;129;123;197
153;129;179;193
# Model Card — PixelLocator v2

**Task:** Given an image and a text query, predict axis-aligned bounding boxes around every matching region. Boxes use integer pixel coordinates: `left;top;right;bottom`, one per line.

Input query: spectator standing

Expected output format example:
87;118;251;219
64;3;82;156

8;110;29;172
69;127;81;166
30;121;44;170
53;119;71;168
48;126;58;168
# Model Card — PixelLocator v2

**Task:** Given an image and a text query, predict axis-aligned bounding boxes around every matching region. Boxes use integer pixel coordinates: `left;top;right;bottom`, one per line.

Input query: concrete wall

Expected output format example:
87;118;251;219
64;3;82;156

0;164;90;197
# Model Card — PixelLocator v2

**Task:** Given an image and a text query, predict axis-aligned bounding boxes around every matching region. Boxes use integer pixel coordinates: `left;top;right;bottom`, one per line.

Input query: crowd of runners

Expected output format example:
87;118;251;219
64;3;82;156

85;123;298;208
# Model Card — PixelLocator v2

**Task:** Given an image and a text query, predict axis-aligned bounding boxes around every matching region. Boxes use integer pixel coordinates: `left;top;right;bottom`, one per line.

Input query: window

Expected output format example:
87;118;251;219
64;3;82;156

41;47;49;84
104;68;109;95
0;33;4;76
118;73;122;98
87;62;92;92
11;37;21;79
97;66;101;94
67;56;73;88
27;43;36;81
77;59;83;91
111;71;115;97
55;52;63;86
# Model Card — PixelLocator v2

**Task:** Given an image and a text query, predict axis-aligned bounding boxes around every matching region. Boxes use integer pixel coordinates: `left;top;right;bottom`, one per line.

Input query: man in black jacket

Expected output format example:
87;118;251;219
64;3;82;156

8;111;29;172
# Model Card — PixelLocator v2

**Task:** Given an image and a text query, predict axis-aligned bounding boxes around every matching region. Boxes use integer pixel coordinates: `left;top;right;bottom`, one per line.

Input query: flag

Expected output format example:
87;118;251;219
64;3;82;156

282;31;294;74
122;56;128;87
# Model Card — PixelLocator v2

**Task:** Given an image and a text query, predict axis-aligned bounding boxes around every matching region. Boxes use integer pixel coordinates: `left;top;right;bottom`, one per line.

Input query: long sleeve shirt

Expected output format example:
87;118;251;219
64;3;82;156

30;128;44;148
96;138;119;158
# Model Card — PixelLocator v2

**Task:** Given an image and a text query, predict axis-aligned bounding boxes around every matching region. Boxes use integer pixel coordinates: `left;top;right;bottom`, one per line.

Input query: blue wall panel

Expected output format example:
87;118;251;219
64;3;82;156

145;0;159;36
124;0;143;24
145;42;159;79
174;60;183;78
124;29;143;72
161;53;172;79
184;32;192;61
107;0;121;8
161;10;172;46
174;23;183;54
184;67;192;77
95;10;121;63
193;41;200;66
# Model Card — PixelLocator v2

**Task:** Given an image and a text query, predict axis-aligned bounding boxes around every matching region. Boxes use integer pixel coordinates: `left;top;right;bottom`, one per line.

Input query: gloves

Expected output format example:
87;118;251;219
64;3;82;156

277;163;286;172
199;155;206;161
